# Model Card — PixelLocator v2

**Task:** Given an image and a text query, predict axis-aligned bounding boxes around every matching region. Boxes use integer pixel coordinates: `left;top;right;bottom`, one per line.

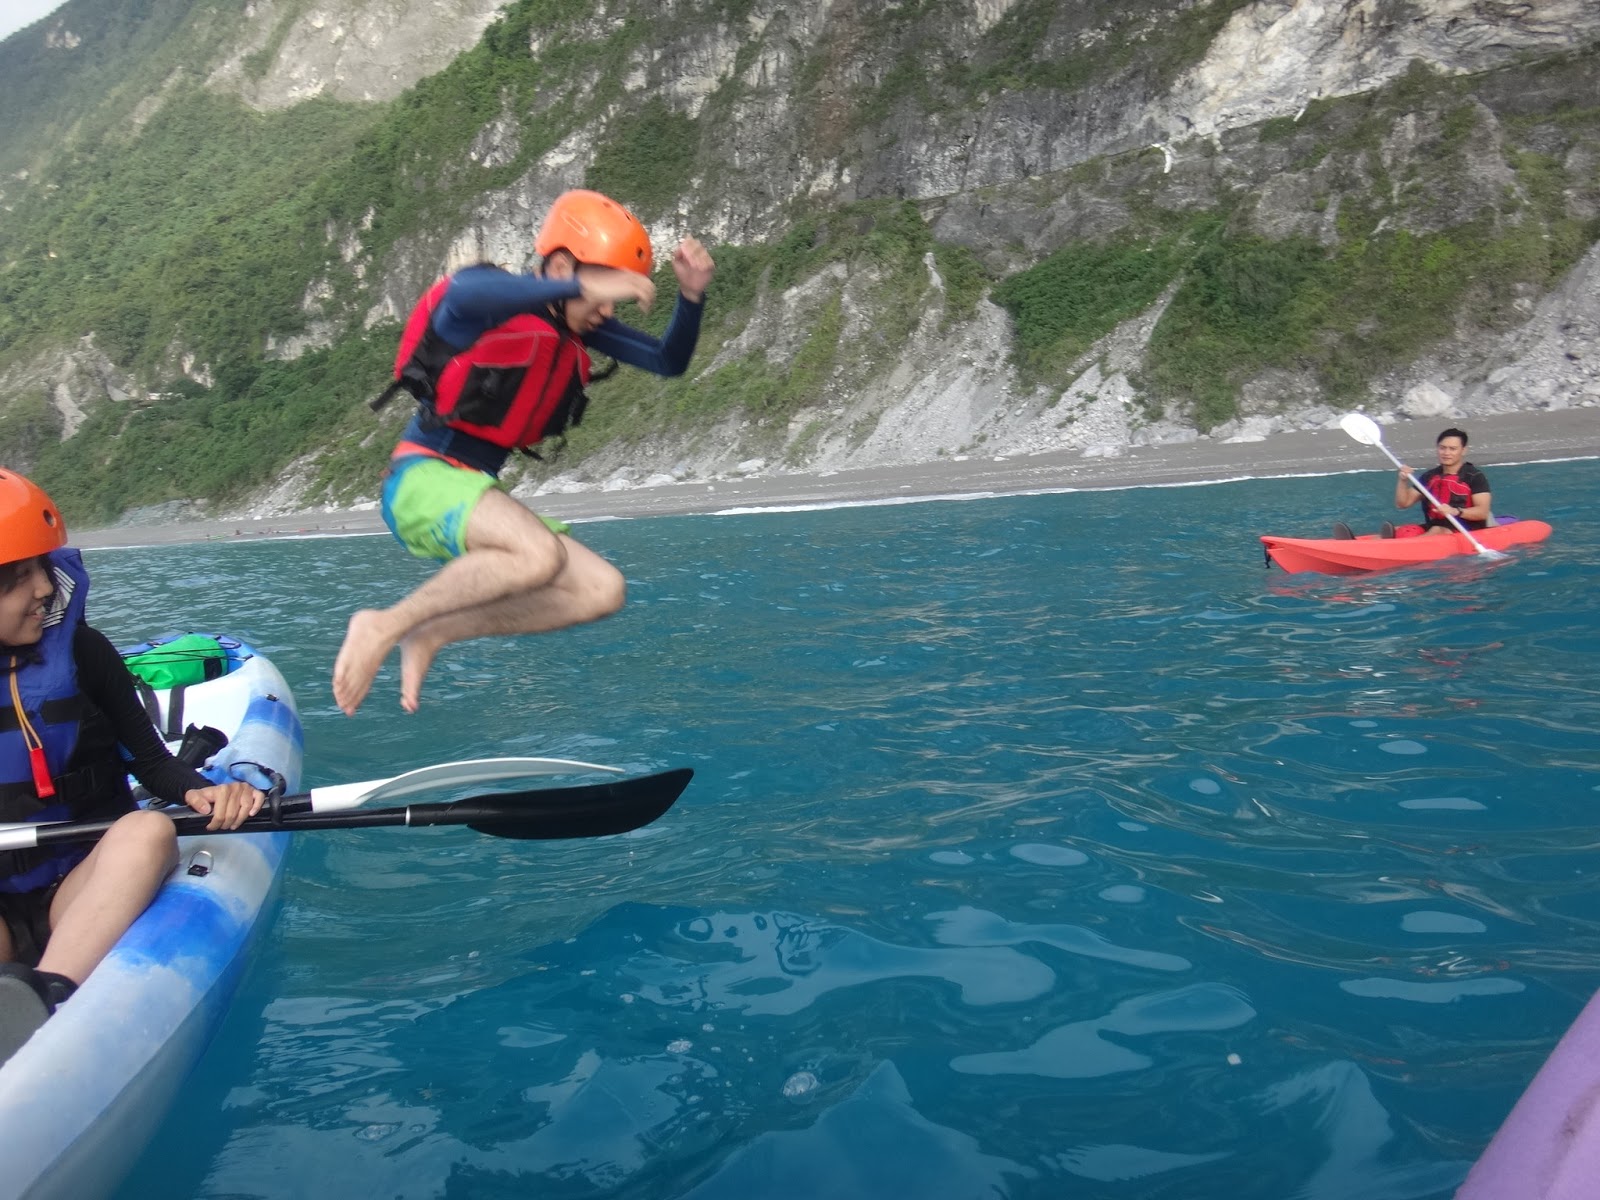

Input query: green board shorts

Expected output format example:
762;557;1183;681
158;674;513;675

381;455;571;562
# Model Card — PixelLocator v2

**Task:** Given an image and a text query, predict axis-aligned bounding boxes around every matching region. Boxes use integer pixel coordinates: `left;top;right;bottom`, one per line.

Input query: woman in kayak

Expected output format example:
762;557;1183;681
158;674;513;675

0;469;264;1064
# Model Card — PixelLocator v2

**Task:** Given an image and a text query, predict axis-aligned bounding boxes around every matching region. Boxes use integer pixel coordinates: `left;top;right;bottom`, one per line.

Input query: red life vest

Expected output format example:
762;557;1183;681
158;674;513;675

1424;471;1472;509
1420;465;1485;529
376;278;593;451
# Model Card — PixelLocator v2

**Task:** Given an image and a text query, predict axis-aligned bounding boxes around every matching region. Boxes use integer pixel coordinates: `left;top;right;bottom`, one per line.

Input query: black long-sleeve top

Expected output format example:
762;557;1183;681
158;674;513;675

73;625;211;801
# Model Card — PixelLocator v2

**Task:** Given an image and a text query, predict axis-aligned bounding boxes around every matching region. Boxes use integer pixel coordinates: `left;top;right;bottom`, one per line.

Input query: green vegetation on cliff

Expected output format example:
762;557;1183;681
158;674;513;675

0;0;252;182
568;200;986;465
0;91;378;375
993;62;1600;430
30;334;395;522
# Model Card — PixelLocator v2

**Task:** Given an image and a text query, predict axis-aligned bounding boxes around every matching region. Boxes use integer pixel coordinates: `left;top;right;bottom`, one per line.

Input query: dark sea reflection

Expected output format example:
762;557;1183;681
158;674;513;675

106;460;1599;1199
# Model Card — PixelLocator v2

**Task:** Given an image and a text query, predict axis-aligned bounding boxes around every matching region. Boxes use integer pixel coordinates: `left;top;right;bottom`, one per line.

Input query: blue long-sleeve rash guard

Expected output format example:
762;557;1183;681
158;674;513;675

400;263;705;472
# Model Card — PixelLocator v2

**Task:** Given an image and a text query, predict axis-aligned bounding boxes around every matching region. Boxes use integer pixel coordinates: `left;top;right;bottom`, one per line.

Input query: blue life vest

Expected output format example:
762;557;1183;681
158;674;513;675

0;549;134;893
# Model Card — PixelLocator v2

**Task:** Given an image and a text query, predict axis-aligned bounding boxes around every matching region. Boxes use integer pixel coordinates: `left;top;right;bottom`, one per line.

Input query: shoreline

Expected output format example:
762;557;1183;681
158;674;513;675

72;407;1600;550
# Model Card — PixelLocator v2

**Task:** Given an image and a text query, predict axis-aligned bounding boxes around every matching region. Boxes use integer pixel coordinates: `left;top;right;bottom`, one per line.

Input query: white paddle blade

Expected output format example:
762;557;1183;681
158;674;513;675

1339;412;1384;446
310;756;624;814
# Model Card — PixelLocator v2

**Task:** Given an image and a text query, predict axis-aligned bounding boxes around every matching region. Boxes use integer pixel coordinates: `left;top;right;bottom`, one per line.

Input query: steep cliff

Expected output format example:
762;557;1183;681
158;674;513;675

0;0;1596;521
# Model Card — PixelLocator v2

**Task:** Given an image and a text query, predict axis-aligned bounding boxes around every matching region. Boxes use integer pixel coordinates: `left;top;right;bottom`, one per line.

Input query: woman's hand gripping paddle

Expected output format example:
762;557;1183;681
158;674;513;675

1337;413;1505;559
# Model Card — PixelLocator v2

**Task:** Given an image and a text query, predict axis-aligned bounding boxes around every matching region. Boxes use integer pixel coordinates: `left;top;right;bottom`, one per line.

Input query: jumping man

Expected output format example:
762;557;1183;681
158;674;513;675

332;190;715;714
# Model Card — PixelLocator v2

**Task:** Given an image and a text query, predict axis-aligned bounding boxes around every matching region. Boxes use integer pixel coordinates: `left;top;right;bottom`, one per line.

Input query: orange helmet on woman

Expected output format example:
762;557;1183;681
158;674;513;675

534;190;653;275
0;469;67;565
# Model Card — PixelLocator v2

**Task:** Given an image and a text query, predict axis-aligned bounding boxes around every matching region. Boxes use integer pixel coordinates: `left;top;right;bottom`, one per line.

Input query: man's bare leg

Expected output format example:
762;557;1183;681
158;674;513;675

333;490;567;714
397;537;625;712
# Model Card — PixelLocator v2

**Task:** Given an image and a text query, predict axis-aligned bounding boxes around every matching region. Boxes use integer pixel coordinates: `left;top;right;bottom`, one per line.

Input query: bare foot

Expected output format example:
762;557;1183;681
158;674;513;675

397;632;442;714
332;609;399;715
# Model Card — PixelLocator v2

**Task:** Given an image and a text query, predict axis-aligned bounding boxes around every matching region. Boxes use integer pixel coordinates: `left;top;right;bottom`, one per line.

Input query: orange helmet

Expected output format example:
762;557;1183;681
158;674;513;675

0;468;67;566
534;190;653;275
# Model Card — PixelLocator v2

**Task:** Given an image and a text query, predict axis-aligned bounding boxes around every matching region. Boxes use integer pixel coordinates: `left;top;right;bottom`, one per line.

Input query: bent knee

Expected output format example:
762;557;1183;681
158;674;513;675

563;563;625;623
590;565;626;619
509;531;569;589
109;810;180;862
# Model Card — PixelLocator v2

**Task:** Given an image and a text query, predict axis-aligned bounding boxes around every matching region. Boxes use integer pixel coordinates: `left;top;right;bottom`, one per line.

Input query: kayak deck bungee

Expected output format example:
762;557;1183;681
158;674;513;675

1260;519;1553;575
0;636;303;1200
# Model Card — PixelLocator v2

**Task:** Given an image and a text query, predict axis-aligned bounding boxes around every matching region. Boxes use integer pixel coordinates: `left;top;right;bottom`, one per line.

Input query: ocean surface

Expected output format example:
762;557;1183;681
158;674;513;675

86;458;1596;1200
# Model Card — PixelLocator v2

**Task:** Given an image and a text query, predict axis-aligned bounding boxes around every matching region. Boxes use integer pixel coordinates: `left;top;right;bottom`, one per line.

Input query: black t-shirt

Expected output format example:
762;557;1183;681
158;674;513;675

1416;462;1490;529
72;625;212;803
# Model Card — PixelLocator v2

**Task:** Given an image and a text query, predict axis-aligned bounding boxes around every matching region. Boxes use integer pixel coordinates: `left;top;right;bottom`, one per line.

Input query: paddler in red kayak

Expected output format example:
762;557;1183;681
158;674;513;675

1392;426;1491;537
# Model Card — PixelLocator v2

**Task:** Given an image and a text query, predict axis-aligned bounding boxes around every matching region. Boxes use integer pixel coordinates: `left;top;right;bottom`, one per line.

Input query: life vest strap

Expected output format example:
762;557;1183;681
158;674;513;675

370;379;412;412
132;678;161;731
0;758;133;824
0;696;84;734
169;686;186;739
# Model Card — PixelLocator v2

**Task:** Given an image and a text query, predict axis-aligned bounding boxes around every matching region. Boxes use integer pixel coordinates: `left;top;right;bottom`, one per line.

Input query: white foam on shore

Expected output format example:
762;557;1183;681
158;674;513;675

581;451;1598;521
710;491;1001;516
590;452;1596;521
701;472;1319;519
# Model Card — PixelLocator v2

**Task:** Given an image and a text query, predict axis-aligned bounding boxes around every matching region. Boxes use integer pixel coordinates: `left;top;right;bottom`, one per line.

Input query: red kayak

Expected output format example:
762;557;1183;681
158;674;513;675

1261;520;1553;575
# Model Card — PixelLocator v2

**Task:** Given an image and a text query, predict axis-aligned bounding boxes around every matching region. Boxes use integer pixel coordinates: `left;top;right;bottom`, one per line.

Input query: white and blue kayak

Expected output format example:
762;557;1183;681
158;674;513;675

0;635;303;1200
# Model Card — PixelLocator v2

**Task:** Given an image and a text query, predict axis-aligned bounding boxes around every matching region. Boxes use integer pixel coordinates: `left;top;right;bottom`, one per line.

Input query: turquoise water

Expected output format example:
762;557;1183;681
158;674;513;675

89;460;1596;1200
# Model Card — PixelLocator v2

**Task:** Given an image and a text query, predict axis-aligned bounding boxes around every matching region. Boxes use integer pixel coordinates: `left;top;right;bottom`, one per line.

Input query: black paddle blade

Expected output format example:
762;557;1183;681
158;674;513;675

413;767;693;840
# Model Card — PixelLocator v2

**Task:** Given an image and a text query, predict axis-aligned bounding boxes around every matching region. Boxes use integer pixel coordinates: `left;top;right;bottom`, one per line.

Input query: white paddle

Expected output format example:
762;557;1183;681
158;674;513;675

1337;413;1505;559
293;755;626;814
299;756;624;814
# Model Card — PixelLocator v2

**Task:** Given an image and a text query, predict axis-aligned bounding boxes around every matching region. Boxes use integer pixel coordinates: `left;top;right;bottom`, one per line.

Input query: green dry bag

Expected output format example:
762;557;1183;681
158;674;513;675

122;634;228;689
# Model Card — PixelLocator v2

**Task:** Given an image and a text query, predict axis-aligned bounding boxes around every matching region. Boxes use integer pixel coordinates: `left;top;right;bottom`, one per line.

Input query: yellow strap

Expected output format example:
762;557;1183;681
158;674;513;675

8;655;45;753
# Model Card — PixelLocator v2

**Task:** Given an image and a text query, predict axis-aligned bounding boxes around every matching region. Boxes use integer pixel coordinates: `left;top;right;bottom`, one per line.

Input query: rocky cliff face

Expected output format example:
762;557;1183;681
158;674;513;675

510;0;1600;498
209;0;509;107
1169;0;1596;141
2;0;1598;516
62;0;1587;297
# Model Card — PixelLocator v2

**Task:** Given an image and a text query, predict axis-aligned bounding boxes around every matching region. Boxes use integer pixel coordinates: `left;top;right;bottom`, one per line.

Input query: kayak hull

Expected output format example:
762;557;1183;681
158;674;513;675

1459;984;1600;1200
0;638;303;1200
1261;520;1553;575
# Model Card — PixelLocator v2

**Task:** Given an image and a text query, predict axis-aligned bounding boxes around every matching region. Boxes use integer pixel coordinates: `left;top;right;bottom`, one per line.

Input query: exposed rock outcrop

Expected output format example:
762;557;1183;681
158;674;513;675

209;0;511;108
0;337;135;441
